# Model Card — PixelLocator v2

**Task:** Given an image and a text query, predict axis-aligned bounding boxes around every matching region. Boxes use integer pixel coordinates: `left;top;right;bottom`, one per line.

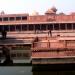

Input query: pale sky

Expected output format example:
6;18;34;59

0;0;75;15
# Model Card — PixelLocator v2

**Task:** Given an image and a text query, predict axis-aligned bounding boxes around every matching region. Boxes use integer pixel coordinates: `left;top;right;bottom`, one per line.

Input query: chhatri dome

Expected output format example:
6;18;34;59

51;6;57;12
31;11;39;16
1;11;5;15
45;6;57;15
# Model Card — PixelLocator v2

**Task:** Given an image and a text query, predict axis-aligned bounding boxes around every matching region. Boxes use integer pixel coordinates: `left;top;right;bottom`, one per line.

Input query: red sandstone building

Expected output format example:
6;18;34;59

0;7;75;64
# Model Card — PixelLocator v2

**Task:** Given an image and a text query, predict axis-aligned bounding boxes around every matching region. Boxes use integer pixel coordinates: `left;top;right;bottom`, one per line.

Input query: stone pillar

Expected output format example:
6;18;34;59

59;23;60;30
53;23;54;30
65;23;67;30
72;23;73;30
27;24;29;31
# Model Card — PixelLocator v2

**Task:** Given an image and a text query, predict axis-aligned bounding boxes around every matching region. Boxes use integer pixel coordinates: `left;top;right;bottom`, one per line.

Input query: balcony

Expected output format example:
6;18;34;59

32;38;75;64
32;37;75;51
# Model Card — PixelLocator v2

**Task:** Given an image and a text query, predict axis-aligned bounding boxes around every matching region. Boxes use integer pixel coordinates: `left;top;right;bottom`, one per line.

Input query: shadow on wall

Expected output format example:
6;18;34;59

0;45;13;66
